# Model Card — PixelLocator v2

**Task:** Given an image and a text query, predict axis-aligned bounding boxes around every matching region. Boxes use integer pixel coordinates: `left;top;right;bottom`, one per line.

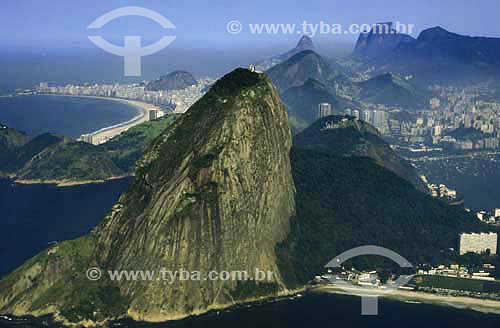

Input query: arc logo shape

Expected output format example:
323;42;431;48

324;245;415;315
87;6;176;76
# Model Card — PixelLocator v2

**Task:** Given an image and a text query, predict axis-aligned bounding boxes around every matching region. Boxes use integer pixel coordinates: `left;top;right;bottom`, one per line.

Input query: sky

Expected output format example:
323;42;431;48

2;0;500;49
0;0;499;88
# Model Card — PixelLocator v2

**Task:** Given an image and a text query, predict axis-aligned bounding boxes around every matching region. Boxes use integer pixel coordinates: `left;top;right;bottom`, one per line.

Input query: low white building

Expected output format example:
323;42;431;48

459;232;497;255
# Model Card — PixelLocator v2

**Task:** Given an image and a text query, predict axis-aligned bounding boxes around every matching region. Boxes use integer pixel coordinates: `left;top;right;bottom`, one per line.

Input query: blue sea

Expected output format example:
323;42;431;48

0;177;132;277
0;95;139;137
0;292;499;328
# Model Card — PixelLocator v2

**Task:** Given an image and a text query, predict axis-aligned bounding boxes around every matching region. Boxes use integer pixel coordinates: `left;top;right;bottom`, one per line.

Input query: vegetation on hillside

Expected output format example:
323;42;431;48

355;73;431;109
100;114;178;173
277;148;489;286
0;115;178;183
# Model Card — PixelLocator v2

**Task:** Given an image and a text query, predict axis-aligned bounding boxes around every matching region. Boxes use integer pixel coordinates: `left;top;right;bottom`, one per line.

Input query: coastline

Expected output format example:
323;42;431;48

0;288;306;327
313;284;500;315
38;94;157;145
13;175;129;187
1;94;154;187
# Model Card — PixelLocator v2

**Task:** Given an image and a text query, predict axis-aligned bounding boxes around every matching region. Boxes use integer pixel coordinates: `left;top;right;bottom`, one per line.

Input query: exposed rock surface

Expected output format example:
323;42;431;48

0;68;296;323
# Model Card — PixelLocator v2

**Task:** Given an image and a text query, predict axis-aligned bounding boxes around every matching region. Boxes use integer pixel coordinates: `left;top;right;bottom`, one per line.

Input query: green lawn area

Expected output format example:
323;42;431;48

413;275;500;293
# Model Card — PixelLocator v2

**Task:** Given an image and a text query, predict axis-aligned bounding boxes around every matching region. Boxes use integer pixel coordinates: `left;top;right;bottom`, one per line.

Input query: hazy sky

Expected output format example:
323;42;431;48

1;0;499;89
2;0;500;49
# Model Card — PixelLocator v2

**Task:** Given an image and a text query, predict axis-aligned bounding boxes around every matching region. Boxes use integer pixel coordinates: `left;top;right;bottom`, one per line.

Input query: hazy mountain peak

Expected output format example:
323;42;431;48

417;26;453;41
255;36;315;71
354;21;415;58
295;35;314;51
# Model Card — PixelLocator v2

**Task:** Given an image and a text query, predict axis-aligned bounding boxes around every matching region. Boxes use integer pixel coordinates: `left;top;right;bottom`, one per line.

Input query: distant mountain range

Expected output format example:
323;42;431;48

146;71;197;91
353;22;500;85
265;47;352;130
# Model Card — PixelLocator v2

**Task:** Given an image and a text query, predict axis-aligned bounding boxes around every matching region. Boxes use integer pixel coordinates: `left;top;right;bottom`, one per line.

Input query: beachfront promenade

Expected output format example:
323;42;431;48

86;98;156;145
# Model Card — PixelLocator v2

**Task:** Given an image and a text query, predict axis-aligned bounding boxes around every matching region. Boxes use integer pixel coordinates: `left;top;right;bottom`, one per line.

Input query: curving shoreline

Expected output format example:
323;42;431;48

313;284;500;315
40;94;158;145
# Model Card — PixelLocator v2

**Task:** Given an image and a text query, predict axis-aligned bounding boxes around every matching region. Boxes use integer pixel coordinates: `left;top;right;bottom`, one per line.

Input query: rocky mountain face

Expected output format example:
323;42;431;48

0;69;296;323
146;71;197;91
354;22;415;58
267;50;338;91
353;23;500;85
255;36;315;71
293;115;428;192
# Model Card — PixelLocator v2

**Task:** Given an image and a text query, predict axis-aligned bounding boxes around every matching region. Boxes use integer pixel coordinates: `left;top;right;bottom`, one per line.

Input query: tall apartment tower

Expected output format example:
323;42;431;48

318;103;332;119
80;134;93;144
352;109;360;120
148;109;158;121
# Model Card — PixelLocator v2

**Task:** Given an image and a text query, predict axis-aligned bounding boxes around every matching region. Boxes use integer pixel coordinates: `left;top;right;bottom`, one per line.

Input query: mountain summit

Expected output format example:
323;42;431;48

354;22;415;58
294;35;314;53
255;36;315;71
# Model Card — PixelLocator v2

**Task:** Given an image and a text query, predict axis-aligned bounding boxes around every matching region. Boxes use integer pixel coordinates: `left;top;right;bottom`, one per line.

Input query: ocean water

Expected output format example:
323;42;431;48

414;153;500;211
0;293;499;328
0;177;132;277
0;95;139;137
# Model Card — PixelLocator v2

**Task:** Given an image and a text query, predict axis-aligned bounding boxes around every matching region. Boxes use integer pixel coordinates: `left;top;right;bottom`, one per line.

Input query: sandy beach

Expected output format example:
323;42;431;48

41;94;158;145
314;284;500;315
87;98;155;145
13;175;127;187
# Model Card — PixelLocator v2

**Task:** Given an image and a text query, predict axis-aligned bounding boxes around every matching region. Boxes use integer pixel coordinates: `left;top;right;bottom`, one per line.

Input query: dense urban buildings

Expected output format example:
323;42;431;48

37;78;215;114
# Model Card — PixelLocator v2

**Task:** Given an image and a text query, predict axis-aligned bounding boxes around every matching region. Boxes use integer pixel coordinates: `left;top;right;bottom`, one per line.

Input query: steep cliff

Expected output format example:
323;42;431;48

353;22;415;59
0;68;296;323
